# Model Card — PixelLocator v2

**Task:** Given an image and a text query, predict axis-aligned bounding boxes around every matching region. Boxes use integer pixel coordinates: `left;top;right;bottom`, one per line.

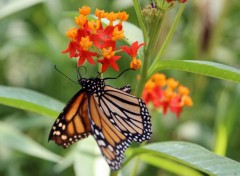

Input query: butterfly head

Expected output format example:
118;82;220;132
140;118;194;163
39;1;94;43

79;77;105;94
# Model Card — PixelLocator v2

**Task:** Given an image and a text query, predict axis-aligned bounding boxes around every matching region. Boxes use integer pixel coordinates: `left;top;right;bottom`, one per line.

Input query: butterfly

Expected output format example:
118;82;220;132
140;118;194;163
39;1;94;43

48;70;152;170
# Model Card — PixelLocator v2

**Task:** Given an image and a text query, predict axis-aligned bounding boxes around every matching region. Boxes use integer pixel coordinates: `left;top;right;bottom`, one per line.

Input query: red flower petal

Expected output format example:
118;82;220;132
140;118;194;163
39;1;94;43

78;50;97;66
98;59;108;72
121;41;145;57
62;41;80;58
97;55;121;72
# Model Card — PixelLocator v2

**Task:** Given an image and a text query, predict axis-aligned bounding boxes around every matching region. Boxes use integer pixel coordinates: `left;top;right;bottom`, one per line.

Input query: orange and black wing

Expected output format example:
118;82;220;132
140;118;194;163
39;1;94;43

101;86;151;142
48;90;92;148
88;85;151;170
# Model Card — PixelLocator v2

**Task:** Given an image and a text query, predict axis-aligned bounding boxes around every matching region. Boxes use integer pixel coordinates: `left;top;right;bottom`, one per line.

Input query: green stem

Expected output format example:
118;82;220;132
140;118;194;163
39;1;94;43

131;0;150;97
132;0;148;43
148;4;185;78
110;170;119;176
147;12;165;57
136;47;151;97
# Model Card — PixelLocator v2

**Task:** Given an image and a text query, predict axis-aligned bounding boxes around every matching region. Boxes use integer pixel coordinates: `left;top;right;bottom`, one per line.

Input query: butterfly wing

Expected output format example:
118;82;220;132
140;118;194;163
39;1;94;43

88;85;151;170
48;90;92;148
101;85;151;142
119;84;131;94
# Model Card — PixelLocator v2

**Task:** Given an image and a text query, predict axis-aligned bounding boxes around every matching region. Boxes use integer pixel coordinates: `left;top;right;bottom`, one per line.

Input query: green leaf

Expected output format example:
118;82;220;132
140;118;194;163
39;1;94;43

122;21;144;44
0;0;45;19
0;86;64;118
0;122;62;163
140;155;203;176
148;60;240;83
131;142;240;175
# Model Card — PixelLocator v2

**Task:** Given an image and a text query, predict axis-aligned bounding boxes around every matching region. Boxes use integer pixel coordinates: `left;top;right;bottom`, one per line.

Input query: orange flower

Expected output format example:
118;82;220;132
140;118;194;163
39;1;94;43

121;41;145;70
151;73;166;87
66;28;77;40
75;15;87;29
62;6;143;73
95;9;106;19
106;12;118;26
79;5;91;16
142;73;193;117
97;47;121;72
130;58;142;70
117;11;129;25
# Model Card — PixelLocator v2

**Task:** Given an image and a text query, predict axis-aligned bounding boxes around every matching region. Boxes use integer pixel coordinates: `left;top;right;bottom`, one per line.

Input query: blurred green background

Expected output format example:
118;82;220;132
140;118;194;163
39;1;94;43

1;0;240;175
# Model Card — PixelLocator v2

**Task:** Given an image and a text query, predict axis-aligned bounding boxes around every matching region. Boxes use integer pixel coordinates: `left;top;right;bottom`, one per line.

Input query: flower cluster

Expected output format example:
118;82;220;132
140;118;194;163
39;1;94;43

142;73;193;117
62;6;144;72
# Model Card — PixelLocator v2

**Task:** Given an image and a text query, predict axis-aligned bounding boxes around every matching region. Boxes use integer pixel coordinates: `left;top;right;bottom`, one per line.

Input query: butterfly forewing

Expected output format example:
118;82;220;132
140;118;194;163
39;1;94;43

48;91;92;148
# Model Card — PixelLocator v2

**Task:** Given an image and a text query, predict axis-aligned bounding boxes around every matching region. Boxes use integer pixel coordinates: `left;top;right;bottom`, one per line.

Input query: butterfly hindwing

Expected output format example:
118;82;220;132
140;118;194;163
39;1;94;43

119;84;131;94
88;94;129;170
87;85;151;170
101;86;151;142
48;90;92;148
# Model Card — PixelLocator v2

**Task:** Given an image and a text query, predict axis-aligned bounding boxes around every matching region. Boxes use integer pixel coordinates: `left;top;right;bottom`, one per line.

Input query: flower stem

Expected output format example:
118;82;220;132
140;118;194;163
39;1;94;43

132;0;148;43
131;0;150;97
110;170;119;176
148;4;185;77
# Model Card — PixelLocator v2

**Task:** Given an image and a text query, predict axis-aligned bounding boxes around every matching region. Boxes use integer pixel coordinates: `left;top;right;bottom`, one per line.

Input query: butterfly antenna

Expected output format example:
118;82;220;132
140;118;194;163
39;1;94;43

54;65;78;84
104;68;134;80
76;66;87;80
95;71;102;78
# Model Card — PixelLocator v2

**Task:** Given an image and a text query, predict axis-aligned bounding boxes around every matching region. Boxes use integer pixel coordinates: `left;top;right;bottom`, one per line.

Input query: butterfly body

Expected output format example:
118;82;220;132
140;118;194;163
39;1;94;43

49;76;152;170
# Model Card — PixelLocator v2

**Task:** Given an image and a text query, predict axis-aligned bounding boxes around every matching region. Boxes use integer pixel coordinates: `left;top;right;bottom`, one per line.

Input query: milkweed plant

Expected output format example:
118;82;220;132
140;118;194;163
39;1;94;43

1;0;240;176
59;1;240;176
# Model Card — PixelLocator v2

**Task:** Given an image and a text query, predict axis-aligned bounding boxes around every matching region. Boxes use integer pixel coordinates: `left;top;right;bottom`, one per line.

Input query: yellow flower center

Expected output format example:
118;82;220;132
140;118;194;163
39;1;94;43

167;78;179;89
80;36;93;51
102;47;115;59
164;88;177;100
66;27;77;40
95;9;106;20
75;15;87;29
144;80;155;92
117;11;129;25
88;20;100;34
151;73;166;87
112;27;124;41
181;95;193;106
178;85;190;95
79;5;91;16
106;12;118;26
130;58;142;70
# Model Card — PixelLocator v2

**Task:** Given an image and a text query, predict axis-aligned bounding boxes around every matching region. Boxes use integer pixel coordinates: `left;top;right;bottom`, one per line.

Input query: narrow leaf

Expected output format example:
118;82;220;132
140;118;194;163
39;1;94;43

0;86;64;118
149;60;240;83
140;155;203;176
0;0;45;19
0;122;62;163
131;142;240;175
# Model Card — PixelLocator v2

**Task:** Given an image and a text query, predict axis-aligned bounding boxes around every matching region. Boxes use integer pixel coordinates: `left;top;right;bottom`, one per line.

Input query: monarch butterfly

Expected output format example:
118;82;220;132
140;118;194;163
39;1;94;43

48;70;152;170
